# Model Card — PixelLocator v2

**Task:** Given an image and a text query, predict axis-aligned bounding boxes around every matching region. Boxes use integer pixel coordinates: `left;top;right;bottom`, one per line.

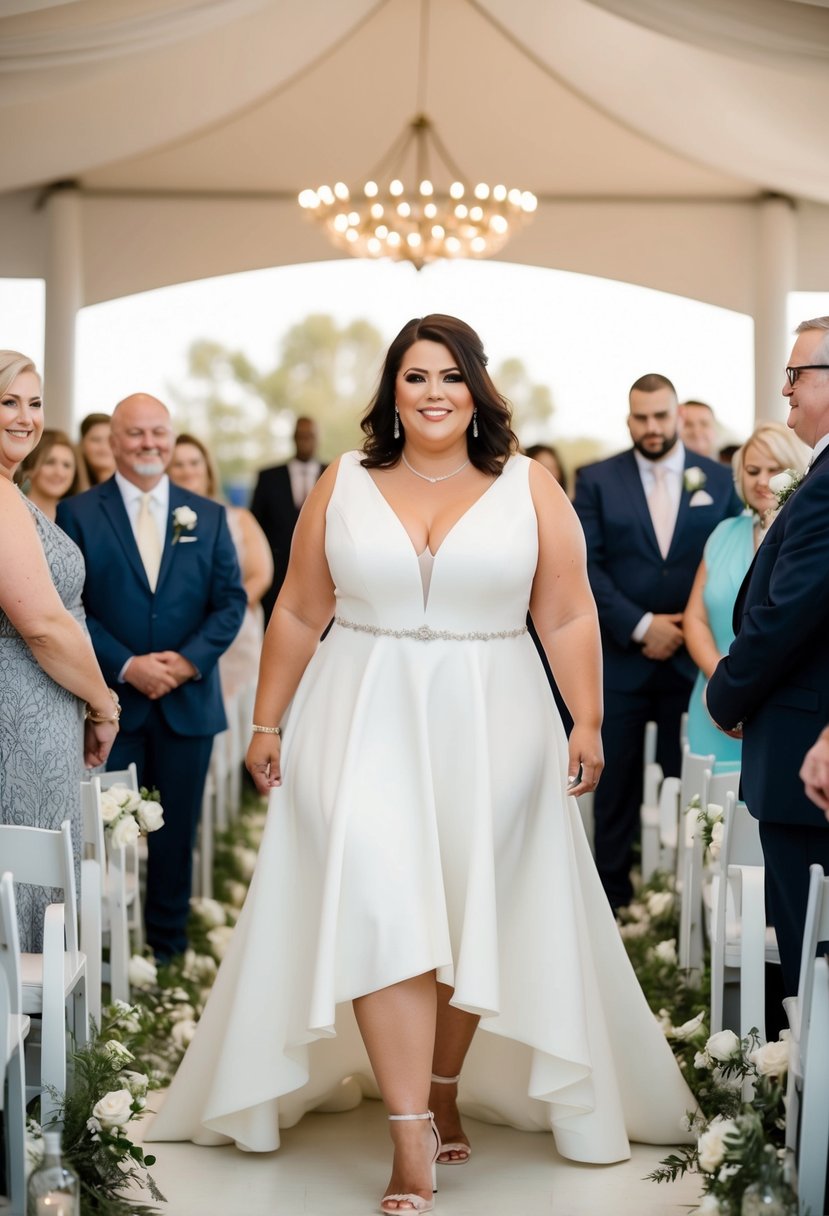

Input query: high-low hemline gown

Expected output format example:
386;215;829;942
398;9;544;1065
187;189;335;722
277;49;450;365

147;452;694;1164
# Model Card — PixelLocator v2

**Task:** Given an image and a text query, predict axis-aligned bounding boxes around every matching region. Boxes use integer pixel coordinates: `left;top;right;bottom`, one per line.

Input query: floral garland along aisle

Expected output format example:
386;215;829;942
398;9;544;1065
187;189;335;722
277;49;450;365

26;793;799;1215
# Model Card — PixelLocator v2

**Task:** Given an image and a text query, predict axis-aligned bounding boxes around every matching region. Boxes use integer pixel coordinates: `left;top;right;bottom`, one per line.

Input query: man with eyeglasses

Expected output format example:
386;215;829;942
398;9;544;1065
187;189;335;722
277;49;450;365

707;316;829;1002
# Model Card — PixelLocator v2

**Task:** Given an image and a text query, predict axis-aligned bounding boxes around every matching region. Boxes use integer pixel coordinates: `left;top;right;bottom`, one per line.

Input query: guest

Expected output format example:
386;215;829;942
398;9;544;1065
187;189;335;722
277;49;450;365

148;316;694;1210
525;443;568;494
718;443;740;466
58;394;247;959
0;351;119;951
683;422;809;768
16;427;86;519
708;317;829;996
169;433;273;700
78;411;116;485
573;373;742;909
679;399;718;459
801;725;829;817
250;416;324;622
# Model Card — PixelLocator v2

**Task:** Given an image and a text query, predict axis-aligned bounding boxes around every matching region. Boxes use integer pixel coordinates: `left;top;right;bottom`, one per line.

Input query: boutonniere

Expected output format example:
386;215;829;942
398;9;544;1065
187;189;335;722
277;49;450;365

683;467;707;493
172;505;198;543
768;468;803;508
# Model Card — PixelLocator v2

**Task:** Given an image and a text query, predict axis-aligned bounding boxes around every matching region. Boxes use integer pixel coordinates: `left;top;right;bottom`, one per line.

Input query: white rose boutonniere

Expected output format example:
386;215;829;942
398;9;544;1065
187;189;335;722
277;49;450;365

768;468;803;508
172;505;198;544
684;467;707;493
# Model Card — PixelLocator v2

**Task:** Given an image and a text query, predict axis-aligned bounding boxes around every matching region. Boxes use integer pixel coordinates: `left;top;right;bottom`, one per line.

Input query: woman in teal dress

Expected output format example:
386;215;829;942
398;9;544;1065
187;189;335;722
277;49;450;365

684;422;810;770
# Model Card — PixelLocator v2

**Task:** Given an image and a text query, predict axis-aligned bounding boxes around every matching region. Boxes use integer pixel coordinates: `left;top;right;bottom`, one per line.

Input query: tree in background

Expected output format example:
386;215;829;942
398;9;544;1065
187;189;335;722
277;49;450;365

172;313;581;496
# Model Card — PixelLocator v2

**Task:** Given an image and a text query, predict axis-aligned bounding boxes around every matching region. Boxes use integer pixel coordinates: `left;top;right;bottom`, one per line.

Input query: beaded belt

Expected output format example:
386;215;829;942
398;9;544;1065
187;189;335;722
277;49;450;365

334;617;528;642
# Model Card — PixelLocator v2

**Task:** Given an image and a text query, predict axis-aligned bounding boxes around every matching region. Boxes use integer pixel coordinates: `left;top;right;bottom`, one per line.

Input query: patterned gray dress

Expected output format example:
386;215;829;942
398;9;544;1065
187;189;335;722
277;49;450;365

0;494;85;951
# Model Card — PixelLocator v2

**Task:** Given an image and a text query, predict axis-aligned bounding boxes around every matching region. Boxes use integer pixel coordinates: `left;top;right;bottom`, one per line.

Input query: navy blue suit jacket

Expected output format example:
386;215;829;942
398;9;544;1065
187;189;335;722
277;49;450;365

707;445;829;829
57;478;247;737
573;447;742;690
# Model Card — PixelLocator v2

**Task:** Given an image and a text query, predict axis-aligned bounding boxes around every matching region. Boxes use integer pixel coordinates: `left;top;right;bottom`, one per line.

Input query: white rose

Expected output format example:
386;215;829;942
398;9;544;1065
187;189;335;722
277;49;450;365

697;1117;739;1173
109;813;140;850
232;845;258;880
92;1088;134;1129
174;506;198;530
224;881;248;908
768;470;796;496
207;924;234;960
618;919;648;939
99;790;123;824
190;897;226;927
749;1038;789;1078
171;1018;198;1049
121;1070;149;1097
652;938;677;966
168;1002;196;1024
107;783;141;812
128;954;158;990
627;902;649;922
695;1196;722;1214
709;821;724;860
85;1116;101;1142
684;467;705;491
705;1029;742;1062
136;799;165;833
185;952;218;983
655;1008;674;1034
102;1039;135;1066
646;891;674;918
694;1050;712;1069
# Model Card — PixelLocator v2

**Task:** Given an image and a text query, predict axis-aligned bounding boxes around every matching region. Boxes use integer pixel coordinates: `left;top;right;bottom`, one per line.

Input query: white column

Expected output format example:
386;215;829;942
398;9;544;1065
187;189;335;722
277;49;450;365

44;183;83;435
754;194;796;425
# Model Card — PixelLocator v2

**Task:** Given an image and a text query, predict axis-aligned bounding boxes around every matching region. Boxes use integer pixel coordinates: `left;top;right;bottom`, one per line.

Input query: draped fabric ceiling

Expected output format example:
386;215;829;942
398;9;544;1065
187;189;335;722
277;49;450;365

1;0;828;313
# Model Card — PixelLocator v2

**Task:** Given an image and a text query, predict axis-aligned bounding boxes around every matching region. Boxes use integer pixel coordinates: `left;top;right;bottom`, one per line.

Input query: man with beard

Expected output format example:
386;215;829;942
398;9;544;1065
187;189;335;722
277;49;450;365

573;374;741;909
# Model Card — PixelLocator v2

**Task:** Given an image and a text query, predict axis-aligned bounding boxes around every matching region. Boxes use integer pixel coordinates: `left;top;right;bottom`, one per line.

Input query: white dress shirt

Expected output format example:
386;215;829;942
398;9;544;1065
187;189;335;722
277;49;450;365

288;459;321;510
810;433;829;467
631;441;687;643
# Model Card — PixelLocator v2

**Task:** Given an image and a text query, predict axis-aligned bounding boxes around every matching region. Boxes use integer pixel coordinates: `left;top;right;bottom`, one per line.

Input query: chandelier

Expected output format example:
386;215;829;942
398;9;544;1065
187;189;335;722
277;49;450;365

297;3;537;270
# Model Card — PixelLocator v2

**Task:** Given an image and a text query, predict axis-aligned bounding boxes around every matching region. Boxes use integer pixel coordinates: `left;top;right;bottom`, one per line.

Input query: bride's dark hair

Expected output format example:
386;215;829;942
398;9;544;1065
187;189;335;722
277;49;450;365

360;314;518;476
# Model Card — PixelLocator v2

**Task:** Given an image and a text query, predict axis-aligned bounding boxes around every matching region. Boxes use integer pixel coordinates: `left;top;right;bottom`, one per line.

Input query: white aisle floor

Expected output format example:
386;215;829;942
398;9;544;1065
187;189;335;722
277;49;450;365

135;1095;702;1216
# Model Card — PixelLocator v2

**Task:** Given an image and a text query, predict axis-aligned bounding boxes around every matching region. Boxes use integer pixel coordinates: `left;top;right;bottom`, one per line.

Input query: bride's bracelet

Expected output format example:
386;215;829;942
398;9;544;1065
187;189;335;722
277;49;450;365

85;688;122;724
252;723;282;737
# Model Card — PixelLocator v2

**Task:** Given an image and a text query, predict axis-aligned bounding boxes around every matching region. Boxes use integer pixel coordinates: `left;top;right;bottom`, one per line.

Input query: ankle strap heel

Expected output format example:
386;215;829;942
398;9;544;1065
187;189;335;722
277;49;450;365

382;1112;440;1212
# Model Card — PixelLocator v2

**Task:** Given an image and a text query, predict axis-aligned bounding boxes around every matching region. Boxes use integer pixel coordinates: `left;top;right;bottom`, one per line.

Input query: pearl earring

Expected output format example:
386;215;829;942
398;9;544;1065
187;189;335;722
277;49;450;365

394;407;400;440
472;408;478;439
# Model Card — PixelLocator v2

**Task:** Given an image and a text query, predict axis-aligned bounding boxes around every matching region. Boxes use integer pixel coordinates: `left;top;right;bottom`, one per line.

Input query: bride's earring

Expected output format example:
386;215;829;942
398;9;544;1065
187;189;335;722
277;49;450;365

472;408;478;439
394;406;400;440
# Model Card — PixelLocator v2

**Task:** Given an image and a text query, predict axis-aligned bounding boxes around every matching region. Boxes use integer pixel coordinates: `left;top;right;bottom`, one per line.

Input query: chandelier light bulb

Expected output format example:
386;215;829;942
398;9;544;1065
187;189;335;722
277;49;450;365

334;181;349;200
471;236;487;254
387;231;401;246
454;204;468;218
318;185;335;205
333;214;349;232
367;237;382;254
397;201;411;218
424;202;437;219
389;179;404;196
522;192;538;211
370;203;384;219
345;228;359;243
490;215;508;234
493;184;507;201
419;180;434;196
407;232;422;247
449;181;464;199
474;183;490;200
376;224;389;238
364;180;379;197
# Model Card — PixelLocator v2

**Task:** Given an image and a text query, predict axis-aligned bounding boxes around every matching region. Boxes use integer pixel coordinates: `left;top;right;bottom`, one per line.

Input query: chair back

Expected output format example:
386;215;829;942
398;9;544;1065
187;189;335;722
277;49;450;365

722;792;763;868
643;720;657;769
0;871;22;1025
796;865;829;1064
0;822;80;957
679;745;717;815
80;780;107;863
99;764;139;793
706;769;741;814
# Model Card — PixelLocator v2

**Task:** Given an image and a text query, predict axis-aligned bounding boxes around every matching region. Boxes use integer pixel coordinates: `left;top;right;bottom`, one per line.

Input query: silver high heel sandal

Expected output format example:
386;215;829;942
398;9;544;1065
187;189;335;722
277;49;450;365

380;1111;440;1215
430;1074;472;1165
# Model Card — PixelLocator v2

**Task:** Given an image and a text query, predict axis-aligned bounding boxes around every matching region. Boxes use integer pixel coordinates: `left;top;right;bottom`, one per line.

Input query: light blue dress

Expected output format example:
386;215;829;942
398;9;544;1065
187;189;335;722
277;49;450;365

686;512;756;770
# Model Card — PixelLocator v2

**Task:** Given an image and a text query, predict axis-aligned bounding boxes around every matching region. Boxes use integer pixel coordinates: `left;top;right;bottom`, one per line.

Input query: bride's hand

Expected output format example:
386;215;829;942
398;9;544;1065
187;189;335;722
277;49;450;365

566;724;603;797
246;732;282;794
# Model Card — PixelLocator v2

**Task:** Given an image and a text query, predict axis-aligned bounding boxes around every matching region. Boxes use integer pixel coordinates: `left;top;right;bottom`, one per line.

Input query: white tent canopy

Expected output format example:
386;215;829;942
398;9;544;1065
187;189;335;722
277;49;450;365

1;0;828;429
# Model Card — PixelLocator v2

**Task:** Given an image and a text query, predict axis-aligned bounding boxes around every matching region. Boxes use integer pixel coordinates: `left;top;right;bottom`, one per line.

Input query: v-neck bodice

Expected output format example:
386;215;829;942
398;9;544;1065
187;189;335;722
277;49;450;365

324;451;537;634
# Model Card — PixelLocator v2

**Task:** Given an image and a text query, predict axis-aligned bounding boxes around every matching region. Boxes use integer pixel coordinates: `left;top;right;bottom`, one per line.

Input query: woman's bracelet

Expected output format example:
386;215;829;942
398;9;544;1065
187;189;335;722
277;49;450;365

252;723;282;737
85;687;122;724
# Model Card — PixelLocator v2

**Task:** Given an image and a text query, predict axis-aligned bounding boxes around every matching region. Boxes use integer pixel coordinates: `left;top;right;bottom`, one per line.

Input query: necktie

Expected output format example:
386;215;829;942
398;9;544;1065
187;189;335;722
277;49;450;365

649;464;673;558
135;492;162;590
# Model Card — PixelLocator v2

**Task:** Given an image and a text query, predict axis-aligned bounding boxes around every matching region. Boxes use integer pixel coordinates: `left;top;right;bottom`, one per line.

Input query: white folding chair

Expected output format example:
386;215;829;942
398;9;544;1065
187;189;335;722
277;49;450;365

784;865;829;1173
794;954;829;1216
676;747;715;976
708;793;778;1049
640;722;664;883
80;780;130;1008
99;765;144;954
0;821;89;1126
0;872;29;1216
679;767;742;982
657;775;681;874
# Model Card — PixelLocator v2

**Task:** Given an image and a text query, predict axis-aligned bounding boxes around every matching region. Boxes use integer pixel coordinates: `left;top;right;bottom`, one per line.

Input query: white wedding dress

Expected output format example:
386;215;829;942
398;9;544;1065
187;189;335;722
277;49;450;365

148;451;694;1163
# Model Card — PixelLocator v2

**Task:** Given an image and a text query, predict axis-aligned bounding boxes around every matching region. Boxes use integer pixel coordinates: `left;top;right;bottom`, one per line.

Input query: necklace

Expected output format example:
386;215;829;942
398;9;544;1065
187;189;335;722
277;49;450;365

401;451;470;484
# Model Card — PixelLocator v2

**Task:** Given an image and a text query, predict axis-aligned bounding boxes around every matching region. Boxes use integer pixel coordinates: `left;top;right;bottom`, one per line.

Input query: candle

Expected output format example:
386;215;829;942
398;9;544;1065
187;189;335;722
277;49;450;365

36;1195;76;1216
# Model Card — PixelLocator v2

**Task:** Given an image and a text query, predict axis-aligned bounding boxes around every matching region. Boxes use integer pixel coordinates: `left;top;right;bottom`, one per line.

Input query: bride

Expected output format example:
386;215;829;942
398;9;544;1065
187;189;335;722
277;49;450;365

148;315;694;1213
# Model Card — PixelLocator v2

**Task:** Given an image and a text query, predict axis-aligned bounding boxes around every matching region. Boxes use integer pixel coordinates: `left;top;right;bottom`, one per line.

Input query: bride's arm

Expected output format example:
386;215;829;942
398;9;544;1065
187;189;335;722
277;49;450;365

246;459;339;793
527;460;604;797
